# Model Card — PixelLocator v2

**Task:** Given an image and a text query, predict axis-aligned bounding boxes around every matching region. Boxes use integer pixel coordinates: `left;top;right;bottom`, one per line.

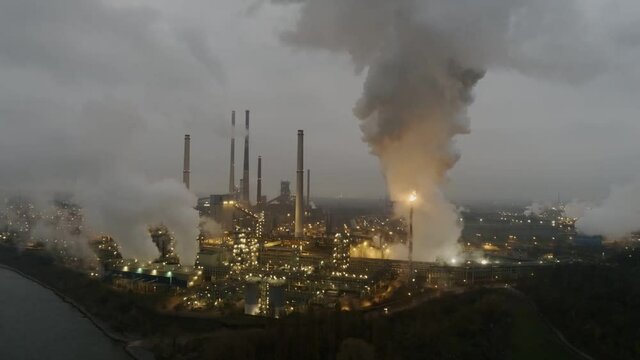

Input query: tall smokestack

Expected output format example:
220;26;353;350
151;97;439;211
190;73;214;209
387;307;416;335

257;156;262;206
306;169;310;209
228;111;236;194
242;110;250;203
295;130;304;238
183;134;191;190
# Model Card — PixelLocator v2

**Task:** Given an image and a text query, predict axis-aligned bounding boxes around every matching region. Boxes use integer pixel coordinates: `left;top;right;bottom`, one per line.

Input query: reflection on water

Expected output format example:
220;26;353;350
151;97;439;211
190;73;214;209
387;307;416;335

0;269;130;360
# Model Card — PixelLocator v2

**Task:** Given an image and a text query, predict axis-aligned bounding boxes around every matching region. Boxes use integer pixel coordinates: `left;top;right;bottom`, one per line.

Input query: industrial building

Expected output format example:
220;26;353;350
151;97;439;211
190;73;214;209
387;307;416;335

93;109;553;318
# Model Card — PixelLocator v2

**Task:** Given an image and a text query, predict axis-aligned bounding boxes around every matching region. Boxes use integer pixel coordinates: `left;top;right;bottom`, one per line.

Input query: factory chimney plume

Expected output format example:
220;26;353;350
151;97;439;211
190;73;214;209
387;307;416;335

242;110;250;203
228;111;236;194
257;156;263;206
269;0;600;261
183;134;191;190
295;130;304;238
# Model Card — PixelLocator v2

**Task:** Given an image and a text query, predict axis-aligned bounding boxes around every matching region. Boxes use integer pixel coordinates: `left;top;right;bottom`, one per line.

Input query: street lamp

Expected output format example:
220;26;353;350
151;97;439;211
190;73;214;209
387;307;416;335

408;191;417;286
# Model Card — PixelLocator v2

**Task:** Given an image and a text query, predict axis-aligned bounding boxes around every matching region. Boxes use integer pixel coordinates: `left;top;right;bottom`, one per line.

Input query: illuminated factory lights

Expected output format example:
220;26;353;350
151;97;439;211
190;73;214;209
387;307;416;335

408;191;417;203
231;232;259;273
332;233;350;270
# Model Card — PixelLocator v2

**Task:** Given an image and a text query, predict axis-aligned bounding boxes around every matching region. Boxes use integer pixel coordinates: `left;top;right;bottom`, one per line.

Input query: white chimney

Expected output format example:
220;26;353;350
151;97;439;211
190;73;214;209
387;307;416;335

183;134;191;190
295;130;304;238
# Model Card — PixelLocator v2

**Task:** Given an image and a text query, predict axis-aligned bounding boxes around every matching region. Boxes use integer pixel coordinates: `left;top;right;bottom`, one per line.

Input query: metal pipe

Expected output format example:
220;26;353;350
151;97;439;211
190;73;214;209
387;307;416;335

295;130;304;238
183;134;191;189
409;206;414;282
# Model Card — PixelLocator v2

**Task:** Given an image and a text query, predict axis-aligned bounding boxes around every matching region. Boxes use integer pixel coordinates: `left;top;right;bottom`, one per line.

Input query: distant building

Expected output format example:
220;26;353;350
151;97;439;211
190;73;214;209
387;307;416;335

209;194;237;231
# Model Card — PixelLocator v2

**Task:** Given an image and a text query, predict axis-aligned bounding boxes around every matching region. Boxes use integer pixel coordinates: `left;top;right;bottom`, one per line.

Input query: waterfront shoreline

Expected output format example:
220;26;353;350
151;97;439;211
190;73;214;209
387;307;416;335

0;263;153;360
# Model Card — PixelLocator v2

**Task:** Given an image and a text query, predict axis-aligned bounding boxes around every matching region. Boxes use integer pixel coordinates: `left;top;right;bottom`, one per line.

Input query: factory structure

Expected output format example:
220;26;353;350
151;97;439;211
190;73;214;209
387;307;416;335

96;110;551;318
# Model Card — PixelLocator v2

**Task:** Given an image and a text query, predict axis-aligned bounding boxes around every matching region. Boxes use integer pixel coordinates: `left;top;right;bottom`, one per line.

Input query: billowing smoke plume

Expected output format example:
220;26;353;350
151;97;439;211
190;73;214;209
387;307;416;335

200;217;223;237
0;0;222;265
563;199;591;220
272;0;600;260
34;201;94;260
78;174;200;265
524;202;547;217
576;181;640;240
0;197;95;263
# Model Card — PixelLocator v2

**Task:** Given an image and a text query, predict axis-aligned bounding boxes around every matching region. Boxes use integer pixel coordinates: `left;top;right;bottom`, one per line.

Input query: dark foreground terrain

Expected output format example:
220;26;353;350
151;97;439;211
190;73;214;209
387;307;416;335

517;246;640;360
0;245;637;360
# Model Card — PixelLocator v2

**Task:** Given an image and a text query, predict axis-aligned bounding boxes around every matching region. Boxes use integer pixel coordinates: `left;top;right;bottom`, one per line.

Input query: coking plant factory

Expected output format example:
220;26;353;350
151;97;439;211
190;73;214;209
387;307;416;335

91;110;566;318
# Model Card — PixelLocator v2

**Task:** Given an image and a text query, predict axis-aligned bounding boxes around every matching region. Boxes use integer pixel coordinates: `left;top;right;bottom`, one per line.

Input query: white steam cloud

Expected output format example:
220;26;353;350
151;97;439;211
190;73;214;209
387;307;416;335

0;0;222;265
200;217;223;236
524;202;547;217
563;199;591;220
576;181;640;240
79;174;200;265
272;0;603;260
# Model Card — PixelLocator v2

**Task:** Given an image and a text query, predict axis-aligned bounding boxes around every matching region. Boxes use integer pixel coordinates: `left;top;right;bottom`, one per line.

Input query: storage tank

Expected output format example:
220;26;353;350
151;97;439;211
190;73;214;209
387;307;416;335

244;277;261;315
267;278;286;318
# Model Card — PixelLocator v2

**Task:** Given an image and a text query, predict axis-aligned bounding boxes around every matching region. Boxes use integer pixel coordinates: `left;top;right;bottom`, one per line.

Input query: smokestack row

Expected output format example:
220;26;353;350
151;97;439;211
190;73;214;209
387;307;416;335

183;134;191;189
185;112;310;223
227;110;252;202
295;130;304;238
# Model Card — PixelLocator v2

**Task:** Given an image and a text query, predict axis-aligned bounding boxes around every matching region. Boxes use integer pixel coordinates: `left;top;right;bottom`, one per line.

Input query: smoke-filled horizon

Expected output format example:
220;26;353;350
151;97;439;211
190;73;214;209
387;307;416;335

2;0;640;259
0;0;218;264
269;0;624;260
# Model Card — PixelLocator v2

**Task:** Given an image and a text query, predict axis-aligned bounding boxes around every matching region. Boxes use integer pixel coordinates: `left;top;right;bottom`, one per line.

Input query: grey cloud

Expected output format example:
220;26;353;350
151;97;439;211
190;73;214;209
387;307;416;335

0;0;222;263
178;27;227;84
2;0;640;263
0;0;160;85
267;0;638;260
576;180;640;240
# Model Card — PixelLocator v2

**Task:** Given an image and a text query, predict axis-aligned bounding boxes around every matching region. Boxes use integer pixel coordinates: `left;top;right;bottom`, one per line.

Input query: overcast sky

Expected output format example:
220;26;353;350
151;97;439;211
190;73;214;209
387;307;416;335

1;0;640;206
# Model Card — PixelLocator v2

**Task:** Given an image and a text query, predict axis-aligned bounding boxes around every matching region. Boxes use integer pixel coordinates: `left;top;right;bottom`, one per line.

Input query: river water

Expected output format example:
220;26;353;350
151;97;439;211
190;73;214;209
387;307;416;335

0;268;131;360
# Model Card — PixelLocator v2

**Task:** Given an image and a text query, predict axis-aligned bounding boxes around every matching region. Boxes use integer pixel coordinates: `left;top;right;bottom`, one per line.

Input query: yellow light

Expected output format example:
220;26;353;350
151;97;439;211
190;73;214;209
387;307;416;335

408;191;417;203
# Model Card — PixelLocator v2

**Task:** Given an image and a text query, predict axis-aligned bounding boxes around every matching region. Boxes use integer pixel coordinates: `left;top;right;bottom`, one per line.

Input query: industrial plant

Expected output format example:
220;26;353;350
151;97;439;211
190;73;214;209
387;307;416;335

0;108;635;359
3;1;640;358
59;109;569;319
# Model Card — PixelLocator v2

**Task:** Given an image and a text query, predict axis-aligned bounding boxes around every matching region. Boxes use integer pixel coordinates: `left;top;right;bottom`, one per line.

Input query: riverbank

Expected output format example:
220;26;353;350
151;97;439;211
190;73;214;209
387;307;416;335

0;247;168;358
0;244;603;360
0;246;265;359
0;263;153;360
0;267;131;360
